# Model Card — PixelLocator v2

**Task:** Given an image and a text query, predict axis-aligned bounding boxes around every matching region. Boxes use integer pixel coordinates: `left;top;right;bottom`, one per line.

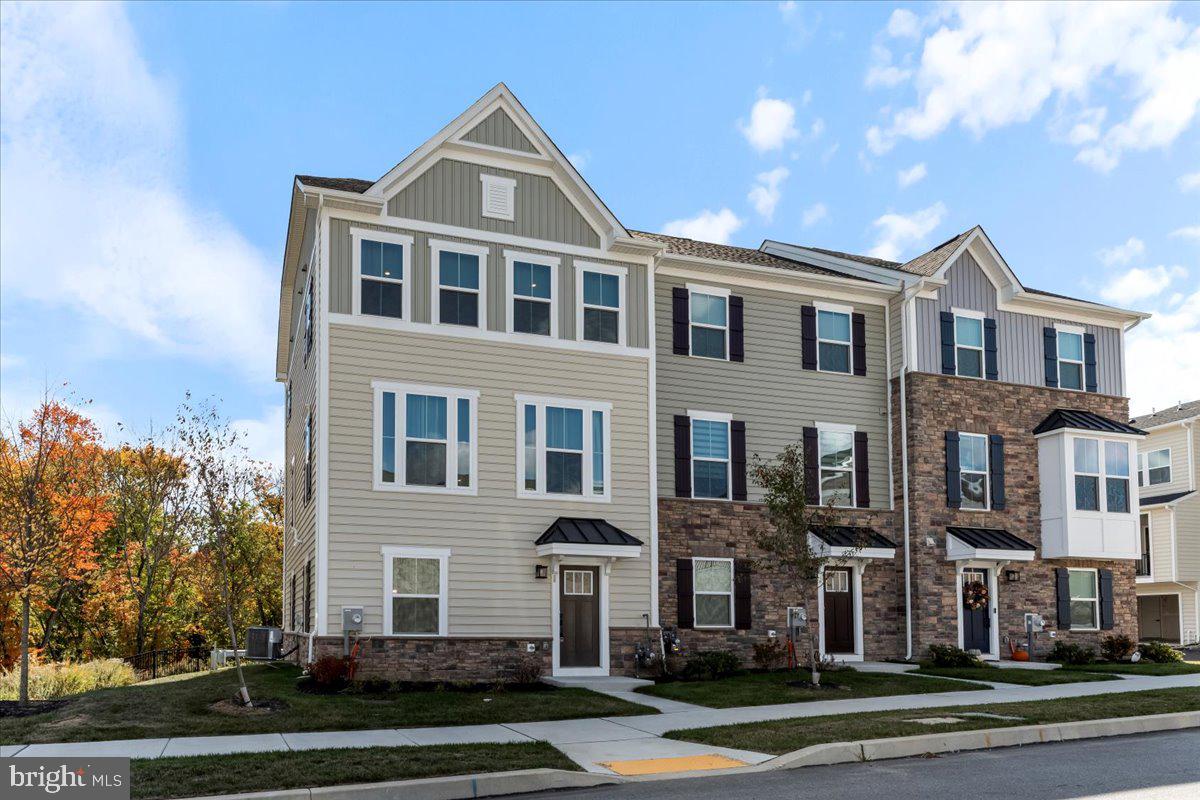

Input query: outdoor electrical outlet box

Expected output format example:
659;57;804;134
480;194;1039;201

526;642;536;653
767;630;776;639
343;607;364;632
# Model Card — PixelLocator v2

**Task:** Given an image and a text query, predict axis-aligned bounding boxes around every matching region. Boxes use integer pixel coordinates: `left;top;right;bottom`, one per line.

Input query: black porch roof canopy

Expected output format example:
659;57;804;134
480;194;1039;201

807;525;896;558
535;517;643;558
1033;409;1146;437
946;526;1036;561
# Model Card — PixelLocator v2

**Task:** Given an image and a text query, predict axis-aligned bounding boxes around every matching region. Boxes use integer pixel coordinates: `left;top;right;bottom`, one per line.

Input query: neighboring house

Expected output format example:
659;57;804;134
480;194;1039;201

1129;400;1199;645
277;84;1152;677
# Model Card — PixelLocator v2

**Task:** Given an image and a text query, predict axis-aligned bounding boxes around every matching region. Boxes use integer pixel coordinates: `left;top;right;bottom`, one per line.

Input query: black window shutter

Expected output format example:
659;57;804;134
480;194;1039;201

988;434;1006;511
984;318;998;381
673;415;692;498
1055;568;1071;630
1084;333;1098;393
731;420;748;501
729;296;745;362
854;431;870;508
733;560;753;629
940;311;956;375
672;287;689;355
801;305;817;370
1043;327;1059;387
851;312;867;376
676;559;694;629
945;431;961;508
1099;569;1114;630
803;427;820;504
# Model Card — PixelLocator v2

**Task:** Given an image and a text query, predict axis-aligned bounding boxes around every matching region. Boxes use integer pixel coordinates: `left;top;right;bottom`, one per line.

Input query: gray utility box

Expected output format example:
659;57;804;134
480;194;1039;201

343;607;364;632
245;626;283;660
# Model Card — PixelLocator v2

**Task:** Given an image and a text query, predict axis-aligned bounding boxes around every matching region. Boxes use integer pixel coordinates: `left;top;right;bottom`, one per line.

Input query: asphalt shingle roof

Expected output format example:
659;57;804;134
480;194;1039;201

893;228;976;277
631;230;863;280
796;246;900;270
1033;409;1146;437
1129;399;1200;428
296;175;374;193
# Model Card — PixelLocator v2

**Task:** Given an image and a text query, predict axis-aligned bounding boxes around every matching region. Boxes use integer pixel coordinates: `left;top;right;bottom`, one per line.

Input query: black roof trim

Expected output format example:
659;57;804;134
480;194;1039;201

296;175;374;194
810;526;896;550
535;517;643;547
947;527;1036;552
1139;490;1195;507
1033;409;1146;437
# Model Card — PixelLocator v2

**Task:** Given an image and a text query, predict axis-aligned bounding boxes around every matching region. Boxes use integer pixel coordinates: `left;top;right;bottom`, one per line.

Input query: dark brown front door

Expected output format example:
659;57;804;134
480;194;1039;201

823;568;854;654
1139;595;1181;642
560;567;600;667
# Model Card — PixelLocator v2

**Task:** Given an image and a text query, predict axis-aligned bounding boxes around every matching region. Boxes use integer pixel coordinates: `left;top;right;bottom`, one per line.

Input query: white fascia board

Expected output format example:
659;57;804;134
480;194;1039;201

761;241;905;287
535;543;642;559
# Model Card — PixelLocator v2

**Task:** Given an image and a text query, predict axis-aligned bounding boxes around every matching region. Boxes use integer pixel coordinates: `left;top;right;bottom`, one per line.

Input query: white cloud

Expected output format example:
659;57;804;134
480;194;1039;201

567;150;590;171
887;8;921;39
897;162;928;188
866;2;1200;172
865;44;912;88
661;209;743;245
1170;225;1200;241
233;404;285;470
801;202;828;228
1099;264;1187;302
1096;237;1146;267
739;93;799;153
747;167;789;221
0;353;24;371
1126;289;1200;416
0;3;275;379
868;202;947;262
821;142;840;163
1179;171;1200;192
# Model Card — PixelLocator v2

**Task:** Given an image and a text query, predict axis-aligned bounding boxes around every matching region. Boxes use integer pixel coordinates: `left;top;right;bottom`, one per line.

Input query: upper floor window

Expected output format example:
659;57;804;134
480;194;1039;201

1073;437;1131;513
693;558;734;628
353;229;412;320
374;382;477;494
816;304;851;373
577;263;625;345
1057;328;1085;391
507;252;558;337
431;240;487;329
954;312;984;379
958;432;989;510
689;286;729;360
1138;448;1171;487
518;395;610;500
382;546;449;636
691;414;731;500
818;426;855;507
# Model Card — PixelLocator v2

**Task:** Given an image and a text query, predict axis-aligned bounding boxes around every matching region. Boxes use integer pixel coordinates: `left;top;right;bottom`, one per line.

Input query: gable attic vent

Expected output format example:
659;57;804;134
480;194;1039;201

480;173;516;222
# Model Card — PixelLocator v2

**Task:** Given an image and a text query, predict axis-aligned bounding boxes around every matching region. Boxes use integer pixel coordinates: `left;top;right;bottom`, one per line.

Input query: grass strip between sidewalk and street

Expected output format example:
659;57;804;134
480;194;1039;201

129;741;578;800
664;686;1200;754
1063;662;1200;676
912;666;1120;685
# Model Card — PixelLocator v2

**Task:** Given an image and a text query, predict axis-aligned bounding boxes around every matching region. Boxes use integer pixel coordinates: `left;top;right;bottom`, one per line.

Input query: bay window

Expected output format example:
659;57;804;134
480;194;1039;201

1073;437;1132;513
374;382;477;493
518;396;610;500
1104;441;1130;513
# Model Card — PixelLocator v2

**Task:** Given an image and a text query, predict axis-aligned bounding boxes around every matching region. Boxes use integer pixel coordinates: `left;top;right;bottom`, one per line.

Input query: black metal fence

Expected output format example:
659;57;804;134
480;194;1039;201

124;645;209;681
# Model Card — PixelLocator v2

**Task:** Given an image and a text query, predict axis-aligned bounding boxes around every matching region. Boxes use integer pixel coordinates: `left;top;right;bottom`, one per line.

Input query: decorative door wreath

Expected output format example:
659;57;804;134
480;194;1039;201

962;580;989;611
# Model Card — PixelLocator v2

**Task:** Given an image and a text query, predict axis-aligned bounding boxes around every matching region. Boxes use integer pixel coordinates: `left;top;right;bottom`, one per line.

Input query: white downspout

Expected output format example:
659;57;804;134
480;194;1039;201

899;288;914;660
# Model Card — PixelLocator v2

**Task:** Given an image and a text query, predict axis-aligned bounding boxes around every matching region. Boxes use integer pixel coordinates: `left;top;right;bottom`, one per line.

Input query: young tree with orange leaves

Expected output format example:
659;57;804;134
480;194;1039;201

0;398;112;704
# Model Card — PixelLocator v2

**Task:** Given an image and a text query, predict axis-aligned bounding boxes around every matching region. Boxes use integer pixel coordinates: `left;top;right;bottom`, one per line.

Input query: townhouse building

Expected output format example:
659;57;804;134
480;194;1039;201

277;84;1151;678
1129;400;1199;645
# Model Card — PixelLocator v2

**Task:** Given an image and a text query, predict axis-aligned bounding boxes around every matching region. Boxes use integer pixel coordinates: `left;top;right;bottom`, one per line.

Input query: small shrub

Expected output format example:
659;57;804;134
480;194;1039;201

1100;634;1137;661
927;644;982;668
681;651;742;681
0;659;135;701
1048;641;1095;665
300;655;352;693
511;653;544;685
752;639;786;670
1139;641;1183;663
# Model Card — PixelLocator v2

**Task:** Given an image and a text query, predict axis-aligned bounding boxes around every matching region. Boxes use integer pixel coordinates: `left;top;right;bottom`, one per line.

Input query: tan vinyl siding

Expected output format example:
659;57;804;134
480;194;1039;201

1144;507;1176;582
1176;496;1200;581
888;293;904;377
461;108;539;153
324;324;653;636
387;159;601;249
1138;425;1192;498
655;273;891;507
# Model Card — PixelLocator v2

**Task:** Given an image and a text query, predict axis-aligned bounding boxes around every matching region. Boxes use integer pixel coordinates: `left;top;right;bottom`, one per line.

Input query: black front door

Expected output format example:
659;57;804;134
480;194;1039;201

961;569;990;653
823;567;855;654
560;567;600;667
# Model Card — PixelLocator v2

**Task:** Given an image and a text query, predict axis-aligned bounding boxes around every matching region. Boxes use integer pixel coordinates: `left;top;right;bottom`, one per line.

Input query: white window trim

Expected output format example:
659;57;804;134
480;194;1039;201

1055;323;1086;392
814;301;854;374
505;251;560;339
381;545;450;637
1072;436;1102;513
372;380;479;495
692;557;735;629
480;173;516;222
687;283;730;362
816;422;856;508
1072;436;1133;515
574;261;627;347
352;228;414;321
958;431;990;512
952;308;986;380
1138;512;1153;581
1140;447;1172;487
688;410;733;501
1067;567;1100;631
429;239;489;329
818;562;867;662
515;394;612;502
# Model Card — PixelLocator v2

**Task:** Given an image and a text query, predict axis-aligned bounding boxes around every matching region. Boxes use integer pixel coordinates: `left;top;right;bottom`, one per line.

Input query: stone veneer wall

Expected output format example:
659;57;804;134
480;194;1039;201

894;372;1138;658
658;498;905;663
282;633;553;681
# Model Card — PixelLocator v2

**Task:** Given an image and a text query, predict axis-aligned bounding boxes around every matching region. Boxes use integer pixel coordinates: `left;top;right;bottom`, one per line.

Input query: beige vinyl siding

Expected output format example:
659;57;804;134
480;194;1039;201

655;273;891;507
328;217;650;348
1138;425;1192;498
888;293;904;377
461;108;539;153
1143;507;1176;582
324;324;652;637
387;159;601;249
1176;496;1200;581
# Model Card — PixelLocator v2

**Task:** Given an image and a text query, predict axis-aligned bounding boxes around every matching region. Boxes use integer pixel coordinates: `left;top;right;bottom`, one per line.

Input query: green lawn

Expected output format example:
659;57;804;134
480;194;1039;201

913;665;1120;685
636;668;989;708
0;663;652;745
1063;662;1200;676
130;741;576;800
665;687;1200;755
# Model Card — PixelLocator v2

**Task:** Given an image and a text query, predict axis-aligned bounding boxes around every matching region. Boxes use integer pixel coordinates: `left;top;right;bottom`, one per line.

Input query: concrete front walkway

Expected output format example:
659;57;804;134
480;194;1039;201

7;673;1197;775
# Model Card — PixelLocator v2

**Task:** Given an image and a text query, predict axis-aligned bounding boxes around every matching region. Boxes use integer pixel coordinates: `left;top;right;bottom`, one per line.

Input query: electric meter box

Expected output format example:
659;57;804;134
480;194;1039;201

343;607;364;632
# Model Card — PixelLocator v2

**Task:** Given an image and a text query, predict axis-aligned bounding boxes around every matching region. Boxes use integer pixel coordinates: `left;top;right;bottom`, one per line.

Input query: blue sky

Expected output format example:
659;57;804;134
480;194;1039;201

2;1;1197;465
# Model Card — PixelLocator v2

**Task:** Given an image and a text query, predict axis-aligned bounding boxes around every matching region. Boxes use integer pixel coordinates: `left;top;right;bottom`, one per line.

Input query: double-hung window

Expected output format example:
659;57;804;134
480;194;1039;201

431;240;487;328
382;546;449;636
954;311;984;379
818;426;855;507
958;432;989;510
1073;437;1132;513
508;252;558;337
1104;441;1130;513
1073;438;1100;511
374;382;477;493
576;263;625;345
1067;568;1099;629
693;558;734;628
689;286;729;360
518;396;610;500
353;229;412;320
1057;327;1085;391
816;304;852;373
1138;448;1171;487
690;413;731;500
